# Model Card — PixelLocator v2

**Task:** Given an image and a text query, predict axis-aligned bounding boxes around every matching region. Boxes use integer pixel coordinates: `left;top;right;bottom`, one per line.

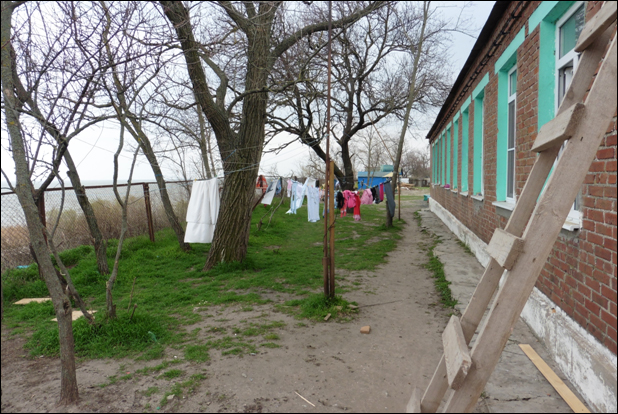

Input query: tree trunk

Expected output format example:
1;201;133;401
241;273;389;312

64;150;109;274
137;136;190;252
2;4;79;402
389;2;430;228
204;23;271;270
340;140;356;190
303;137;346;184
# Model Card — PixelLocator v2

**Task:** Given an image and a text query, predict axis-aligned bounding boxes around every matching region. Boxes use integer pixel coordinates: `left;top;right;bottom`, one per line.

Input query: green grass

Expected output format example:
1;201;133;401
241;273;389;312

424;239;458;309
283;293;356;320
2;198;401;359
457;240;474;256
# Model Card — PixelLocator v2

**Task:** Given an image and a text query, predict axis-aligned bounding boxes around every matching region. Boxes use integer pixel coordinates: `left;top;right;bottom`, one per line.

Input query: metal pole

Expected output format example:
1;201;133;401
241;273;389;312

323;0;333;298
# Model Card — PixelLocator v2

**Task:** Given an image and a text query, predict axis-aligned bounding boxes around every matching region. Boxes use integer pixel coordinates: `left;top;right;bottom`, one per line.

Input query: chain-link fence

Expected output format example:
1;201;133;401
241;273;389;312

1;181;191;274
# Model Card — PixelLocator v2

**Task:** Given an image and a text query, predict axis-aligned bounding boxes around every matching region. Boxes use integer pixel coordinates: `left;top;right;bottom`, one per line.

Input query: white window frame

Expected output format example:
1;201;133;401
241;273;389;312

480;97;485;196
555;1;585;224
506;65;517;204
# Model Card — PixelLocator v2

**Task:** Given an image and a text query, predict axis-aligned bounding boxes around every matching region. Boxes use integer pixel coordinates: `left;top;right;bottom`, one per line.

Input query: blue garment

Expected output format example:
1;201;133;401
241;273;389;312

286;181;299;214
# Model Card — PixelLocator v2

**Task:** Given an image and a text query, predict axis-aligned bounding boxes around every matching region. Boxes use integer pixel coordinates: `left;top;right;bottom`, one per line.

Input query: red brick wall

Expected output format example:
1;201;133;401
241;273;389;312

430;1;617;354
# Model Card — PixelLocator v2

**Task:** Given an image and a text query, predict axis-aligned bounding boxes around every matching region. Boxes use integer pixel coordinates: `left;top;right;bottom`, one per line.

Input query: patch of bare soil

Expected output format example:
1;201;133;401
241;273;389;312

1;200;451;413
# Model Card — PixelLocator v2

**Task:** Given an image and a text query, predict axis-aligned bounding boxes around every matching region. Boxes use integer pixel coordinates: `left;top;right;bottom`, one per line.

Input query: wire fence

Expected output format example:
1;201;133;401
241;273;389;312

1;181;192;274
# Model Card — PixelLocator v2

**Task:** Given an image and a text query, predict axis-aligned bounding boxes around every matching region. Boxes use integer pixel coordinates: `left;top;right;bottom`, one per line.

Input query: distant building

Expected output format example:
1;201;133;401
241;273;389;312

357;165;401;189
427;2;616;411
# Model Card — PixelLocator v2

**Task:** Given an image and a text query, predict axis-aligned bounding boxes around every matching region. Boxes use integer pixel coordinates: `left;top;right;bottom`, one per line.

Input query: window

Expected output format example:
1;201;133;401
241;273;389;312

453;120;459;188
473;94;484;196
446;128;451;186
506;66;517;203
556;2;585;221
461;110;469;193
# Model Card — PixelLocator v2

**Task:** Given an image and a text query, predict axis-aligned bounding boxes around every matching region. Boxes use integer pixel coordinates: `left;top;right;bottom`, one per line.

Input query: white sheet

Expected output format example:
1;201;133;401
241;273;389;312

184;179;220;244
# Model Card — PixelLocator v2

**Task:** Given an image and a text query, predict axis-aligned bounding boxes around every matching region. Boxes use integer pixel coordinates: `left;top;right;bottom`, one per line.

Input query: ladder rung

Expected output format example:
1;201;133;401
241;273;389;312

486;228;524;270
575;1;617;52
443;315;472;390
406;388;422;413
531;103;586;152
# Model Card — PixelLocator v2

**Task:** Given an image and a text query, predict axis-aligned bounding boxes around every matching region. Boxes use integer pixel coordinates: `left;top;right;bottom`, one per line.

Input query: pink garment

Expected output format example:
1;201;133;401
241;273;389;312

360;189;373;205
341;190;352;217
353;194;361;221
379;183;384;201
345;190;356;208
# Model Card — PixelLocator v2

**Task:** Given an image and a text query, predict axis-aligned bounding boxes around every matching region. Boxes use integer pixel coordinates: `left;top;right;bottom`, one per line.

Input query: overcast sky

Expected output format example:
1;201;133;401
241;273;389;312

1;1;495;186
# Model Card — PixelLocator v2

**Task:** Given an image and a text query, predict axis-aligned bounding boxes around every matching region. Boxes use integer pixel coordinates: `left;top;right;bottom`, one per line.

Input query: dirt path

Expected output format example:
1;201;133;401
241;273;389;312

1;199;453;413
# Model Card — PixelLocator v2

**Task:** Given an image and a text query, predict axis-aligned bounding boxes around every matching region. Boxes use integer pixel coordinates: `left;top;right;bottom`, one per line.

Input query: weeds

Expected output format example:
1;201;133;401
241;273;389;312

3;199;401;362
457;240;474;256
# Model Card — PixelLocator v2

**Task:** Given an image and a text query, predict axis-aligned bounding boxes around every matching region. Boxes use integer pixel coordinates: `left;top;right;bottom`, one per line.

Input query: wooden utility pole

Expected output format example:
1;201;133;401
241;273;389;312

323;1;335;298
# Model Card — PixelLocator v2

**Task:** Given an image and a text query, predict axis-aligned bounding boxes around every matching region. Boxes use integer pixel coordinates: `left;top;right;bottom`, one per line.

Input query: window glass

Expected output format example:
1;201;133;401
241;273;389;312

509;70;517;95
559;5;585;58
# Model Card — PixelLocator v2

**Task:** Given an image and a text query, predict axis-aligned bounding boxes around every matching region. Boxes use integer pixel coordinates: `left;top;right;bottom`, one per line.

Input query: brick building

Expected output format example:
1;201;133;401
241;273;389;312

427;2;616;411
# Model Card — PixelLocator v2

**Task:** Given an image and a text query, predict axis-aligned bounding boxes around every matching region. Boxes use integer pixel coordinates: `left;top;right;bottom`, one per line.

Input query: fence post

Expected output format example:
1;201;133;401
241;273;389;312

143;183;155;243
37;193;47;243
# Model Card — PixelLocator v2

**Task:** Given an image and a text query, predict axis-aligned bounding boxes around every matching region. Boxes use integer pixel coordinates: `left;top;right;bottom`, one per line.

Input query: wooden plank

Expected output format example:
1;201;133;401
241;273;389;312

417;27;614;414
531;103;585;152
575;1;617;52
51;310;97;322
486;228;524;270
443;316;472;390
519;344;591;413
442;34;617;413
15;297;51;305
406;388;422;413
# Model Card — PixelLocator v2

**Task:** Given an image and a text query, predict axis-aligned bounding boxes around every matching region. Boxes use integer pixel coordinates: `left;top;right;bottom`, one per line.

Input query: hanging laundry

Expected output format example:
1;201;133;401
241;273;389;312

336;191;345;210
275;178;282;195
286;181;299;214
262;179;278;206
353;193;362;221
307;186;320;223
256;175;268;194
379;183;385;202
360;189;373;205
371;187;380;204
184;178;220;244
287;179;292;197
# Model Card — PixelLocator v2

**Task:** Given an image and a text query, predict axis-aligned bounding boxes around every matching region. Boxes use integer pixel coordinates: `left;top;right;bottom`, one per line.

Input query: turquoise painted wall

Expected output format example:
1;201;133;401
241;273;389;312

461;110;469;193
453;120;459;188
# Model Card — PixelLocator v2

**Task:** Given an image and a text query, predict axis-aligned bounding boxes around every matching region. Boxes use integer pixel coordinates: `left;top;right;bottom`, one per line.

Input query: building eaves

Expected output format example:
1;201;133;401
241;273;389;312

426;2;512;142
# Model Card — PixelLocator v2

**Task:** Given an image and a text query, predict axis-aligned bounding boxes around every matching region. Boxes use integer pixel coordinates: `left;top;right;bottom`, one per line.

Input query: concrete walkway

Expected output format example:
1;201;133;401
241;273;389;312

418;207;589;413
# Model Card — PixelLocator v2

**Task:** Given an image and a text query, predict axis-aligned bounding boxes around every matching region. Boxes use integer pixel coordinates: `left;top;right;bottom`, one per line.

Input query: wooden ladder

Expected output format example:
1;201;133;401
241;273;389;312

408;4;617;412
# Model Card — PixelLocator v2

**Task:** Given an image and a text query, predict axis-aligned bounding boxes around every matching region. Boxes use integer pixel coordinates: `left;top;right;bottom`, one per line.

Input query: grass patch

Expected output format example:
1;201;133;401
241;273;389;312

144;386;159;397
284;294;355;320
424;239;457;309
457;240;474;256
260;342;281;348
184;344;210;362
160;369;184;380
3;199;400;361
160;373;207;407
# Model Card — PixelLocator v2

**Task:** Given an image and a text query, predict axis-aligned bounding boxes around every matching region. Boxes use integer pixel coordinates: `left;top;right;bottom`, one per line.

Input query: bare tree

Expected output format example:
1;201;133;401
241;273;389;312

388;1;470;226
2;0;80;404
159;1;386;270
98;0;190;251
401;146;430;178
5;1;114;275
